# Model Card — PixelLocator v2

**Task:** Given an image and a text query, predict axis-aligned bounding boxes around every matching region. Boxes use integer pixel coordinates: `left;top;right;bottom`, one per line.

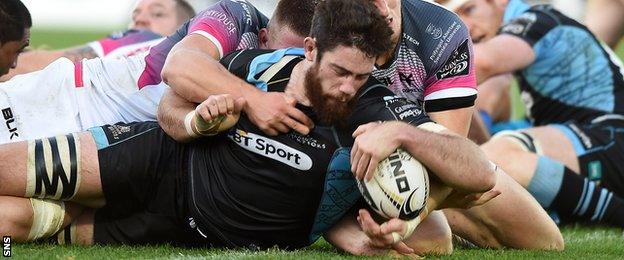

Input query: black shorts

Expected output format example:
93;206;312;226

87;122;204;246
552;117;624;196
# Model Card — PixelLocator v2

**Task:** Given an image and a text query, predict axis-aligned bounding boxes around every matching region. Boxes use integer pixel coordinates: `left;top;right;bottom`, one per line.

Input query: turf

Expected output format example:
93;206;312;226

9;32;624;259
7;226;624;259
29;29;109;50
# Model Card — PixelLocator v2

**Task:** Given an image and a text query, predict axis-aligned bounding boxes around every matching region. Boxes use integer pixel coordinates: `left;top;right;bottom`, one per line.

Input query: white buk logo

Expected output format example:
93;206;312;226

229;129;313;170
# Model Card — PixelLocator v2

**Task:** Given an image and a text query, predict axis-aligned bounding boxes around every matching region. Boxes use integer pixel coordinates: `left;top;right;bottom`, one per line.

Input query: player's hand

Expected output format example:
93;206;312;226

244;90;314;136
351;121;405;181
356;209;415;254
195;94;245;121
437;189;501;209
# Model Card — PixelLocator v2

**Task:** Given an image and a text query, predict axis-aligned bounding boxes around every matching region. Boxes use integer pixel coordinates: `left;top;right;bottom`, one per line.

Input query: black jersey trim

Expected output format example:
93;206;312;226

424;94;476;113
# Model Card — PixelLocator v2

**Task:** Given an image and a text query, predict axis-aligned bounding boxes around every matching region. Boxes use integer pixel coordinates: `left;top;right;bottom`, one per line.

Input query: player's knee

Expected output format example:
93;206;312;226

405;212;454;256
536;227;565;251
27;199;66;242
408;225;453;255
549;232;565;251
0;198;33;242
482;131;535;164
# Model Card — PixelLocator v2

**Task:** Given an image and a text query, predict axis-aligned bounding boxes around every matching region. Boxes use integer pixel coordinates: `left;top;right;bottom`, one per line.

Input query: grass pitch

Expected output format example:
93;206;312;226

8;226;624;259
8;31;624;259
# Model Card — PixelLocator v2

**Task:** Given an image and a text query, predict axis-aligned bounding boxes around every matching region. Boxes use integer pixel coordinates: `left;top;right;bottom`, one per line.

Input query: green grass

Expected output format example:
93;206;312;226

7;226;624;259
29;29;110;50
11;31;624;259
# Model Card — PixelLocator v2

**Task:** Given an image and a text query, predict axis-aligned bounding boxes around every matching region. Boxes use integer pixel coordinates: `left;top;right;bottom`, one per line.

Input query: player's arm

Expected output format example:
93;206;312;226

351;121;496;193
424;22;477;137
1;45;98;81
157;88;243;142
475;35;535;84
586;0;624;47
427;107;473;137
161;35;313;136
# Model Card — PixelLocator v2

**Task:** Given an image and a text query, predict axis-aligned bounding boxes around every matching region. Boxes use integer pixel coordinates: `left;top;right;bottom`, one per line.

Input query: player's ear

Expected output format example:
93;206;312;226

371;0;389;17
303;37;316;61
259;28;270;49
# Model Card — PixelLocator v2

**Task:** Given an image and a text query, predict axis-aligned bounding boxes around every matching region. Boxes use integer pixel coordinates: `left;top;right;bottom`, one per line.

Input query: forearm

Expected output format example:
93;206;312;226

162;48;260;104
157;89;197;142
0;50;62;81
475;36;535;84
2;45;100;82
586;0;624;47
399;123;496;192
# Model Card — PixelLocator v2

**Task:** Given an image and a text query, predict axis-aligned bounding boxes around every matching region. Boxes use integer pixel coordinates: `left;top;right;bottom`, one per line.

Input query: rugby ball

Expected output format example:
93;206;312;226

356;148;429;220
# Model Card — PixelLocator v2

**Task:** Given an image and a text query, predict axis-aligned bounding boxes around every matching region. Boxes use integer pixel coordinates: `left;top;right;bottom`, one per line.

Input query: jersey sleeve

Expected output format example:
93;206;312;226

188;0;269;59
87;30;164;58
498;8;558;47
347;79;432;131
423;12;477;113
220;49;274;80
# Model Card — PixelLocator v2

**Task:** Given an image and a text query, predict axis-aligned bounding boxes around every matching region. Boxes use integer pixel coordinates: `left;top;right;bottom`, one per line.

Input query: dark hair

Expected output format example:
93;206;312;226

0;0;32;44
174;0;196;23
272;0;316;37
310;0;392;59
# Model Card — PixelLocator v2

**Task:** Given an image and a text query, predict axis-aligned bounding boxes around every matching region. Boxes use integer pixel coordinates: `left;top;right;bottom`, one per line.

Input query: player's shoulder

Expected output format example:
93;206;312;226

499;5;561;45
401;0;464;33
220;49;275;68
402;0;459;19
349;79;429;130
400;0;470;67
193;0;267;25
357;77;394;100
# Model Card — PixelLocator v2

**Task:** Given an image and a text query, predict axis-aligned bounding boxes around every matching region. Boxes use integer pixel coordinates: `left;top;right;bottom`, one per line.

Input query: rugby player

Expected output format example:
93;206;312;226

0;0;313;144
0;0;563;254
162;0;480;252
0;0;195;81
439;0;624;228
0;0;31;77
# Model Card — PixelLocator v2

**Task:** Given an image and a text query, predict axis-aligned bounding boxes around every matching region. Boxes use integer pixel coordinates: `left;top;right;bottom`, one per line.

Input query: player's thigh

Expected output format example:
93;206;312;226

521;125;580;172
0;132;103;207
444;171;564;250
481;134;539;187
404;210;452;255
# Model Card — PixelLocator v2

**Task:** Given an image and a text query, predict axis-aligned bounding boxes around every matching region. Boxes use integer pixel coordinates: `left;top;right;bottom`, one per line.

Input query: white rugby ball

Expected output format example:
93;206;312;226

356;148;429;220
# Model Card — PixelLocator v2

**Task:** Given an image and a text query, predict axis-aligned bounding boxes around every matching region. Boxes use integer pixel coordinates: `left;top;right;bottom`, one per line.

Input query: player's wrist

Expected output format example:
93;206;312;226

184;111;226;138
239;82;262;110
184;111;200;138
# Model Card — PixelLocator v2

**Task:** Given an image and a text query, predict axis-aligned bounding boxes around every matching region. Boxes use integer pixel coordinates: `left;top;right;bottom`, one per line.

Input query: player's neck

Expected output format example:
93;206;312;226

376;0;402;66
284;60;310;106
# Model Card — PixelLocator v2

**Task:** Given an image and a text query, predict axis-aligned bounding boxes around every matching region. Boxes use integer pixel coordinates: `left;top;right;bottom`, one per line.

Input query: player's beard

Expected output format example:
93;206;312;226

304;64;358;126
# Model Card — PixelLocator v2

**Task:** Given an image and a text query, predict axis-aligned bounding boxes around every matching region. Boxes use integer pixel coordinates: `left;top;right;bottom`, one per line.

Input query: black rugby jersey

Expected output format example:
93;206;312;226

186;49;431;249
